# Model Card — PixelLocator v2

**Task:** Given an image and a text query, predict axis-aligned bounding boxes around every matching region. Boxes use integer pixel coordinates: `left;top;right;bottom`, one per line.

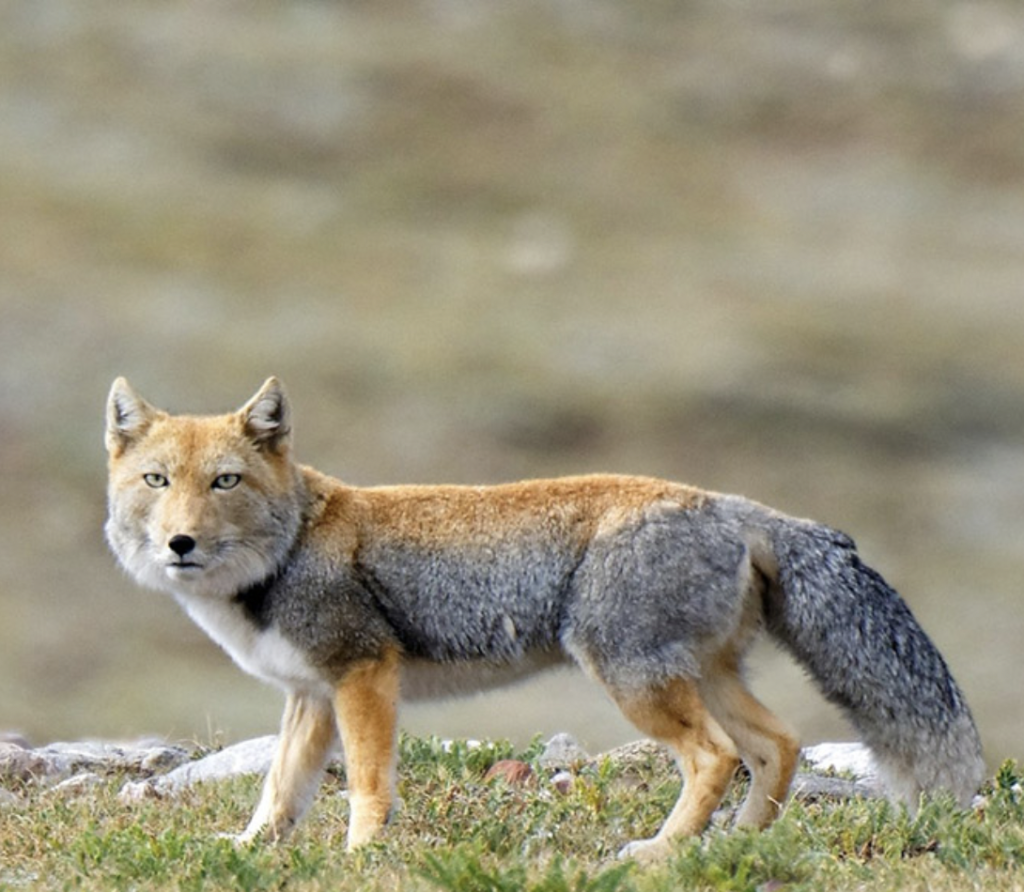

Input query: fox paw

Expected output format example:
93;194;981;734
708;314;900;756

617;836;672;863
217;830;257;847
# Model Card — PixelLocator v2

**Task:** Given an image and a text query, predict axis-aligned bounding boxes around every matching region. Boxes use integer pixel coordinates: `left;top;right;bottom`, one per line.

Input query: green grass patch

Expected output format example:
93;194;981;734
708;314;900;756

1;739;1021;892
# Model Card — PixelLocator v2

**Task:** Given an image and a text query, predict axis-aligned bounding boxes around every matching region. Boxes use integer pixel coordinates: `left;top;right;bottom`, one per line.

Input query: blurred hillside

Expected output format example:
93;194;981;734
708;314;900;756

1;0;1022;763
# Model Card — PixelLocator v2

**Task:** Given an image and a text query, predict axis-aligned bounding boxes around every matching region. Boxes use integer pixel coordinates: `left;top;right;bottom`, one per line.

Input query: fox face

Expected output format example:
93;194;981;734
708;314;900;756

104;378;304;600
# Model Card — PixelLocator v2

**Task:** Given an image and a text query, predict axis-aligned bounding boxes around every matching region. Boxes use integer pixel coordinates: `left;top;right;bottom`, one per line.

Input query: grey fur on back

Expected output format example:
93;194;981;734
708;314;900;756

762;515;984;808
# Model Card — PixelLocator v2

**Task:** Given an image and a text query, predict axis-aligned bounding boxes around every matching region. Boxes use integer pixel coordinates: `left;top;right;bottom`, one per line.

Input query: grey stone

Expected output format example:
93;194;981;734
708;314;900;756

0;732;31;749
0;743;50;783
50;772;104;795
538;733;589;770
121;735;280;801
0;787;20;807
589;738;883;804
791;771;881;801
1;737;194;788
5;731;889;814
33;739;194;781
591;739;675;777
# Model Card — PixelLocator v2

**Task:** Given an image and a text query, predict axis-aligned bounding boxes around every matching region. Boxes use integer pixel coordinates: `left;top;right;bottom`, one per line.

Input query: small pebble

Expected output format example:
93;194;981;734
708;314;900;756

550;770;574;795
484;760;534;785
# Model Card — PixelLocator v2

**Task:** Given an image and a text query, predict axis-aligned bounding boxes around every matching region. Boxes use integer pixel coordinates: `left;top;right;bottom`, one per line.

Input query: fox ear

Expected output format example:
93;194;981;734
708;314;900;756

240;377;292;453
106;377;159;456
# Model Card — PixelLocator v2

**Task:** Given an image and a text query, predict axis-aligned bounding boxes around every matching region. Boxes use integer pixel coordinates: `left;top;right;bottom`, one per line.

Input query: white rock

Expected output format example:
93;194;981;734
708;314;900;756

550;770;574;794
0;787;19;807
119;779;162;803
122;735;280;799
440;739;481;753
50;772;103;795
35;740;192;780
801;742;880;785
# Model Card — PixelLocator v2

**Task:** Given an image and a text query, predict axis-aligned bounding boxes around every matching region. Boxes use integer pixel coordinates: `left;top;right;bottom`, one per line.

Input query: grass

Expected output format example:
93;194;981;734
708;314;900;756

1;738;1022;892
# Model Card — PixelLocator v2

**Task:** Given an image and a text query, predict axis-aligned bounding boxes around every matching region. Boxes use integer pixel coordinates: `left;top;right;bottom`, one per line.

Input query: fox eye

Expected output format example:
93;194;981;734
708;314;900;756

212;473;241;491
143;473;169;488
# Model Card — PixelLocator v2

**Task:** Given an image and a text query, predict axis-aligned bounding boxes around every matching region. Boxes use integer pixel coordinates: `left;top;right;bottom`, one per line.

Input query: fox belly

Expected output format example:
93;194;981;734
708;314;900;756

177;579;569;703
399;650;571;701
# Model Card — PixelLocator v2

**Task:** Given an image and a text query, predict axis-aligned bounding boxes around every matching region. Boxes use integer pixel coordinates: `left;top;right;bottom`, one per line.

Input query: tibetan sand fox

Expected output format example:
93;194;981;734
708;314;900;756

104;377;983;861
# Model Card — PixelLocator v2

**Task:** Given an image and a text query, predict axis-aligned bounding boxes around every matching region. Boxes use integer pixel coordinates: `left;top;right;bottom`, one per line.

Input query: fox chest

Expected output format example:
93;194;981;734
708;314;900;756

175;594;328;695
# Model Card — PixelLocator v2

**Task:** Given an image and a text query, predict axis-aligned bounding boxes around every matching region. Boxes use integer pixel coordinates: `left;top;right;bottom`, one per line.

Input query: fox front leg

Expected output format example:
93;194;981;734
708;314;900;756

333;651;401;851
237;692;338;844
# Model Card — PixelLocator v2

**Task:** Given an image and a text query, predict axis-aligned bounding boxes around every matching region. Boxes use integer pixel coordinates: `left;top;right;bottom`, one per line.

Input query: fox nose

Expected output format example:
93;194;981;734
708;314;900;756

168;534;197;557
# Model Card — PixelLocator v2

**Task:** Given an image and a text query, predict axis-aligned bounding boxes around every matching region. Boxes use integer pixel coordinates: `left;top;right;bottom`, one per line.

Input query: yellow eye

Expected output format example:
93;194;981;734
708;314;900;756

212;473;241;491
143;473;169;488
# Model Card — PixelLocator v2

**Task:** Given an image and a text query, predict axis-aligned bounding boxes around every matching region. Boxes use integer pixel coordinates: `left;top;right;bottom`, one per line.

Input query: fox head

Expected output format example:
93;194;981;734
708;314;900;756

105;378;305;599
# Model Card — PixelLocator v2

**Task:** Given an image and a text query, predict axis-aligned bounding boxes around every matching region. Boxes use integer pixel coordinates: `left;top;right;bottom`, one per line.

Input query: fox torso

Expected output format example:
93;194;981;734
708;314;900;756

104;376;733;693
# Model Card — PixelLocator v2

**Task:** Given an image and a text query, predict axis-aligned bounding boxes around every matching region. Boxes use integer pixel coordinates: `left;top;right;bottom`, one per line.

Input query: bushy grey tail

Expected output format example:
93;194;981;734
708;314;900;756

761;517;984;808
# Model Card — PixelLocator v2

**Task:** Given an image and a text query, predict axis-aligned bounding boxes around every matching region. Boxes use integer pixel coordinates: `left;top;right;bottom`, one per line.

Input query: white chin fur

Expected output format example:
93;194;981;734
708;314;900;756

111;526;280;600
166;565;205;582
165;563;255;599
163;567;234;598
125;550;266;600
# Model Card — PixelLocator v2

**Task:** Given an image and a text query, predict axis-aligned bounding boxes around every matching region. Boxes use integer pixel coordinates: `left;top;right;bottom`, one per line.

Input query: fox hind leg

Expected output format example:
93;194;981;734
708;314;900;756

610;678;741;862
699;668;801;829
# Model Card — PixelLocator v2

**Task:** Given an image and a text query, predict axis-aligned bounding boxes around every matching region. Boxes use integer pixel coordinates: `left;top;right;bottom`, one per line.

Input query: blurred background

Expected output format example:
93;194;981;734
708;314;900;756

1;0;1022;767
